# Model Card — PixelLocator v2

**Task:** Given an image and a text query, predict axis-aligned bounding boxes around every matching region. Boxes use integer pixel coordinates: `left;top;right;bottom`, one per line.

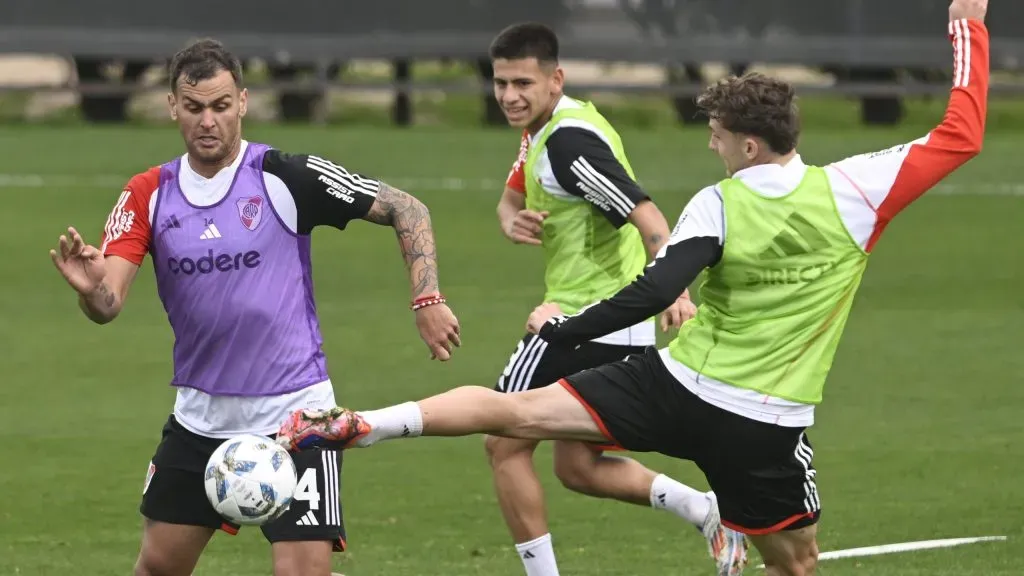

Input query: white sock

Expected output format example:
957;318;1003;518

514;533;560;576
649;474;711;528
355;402;423;447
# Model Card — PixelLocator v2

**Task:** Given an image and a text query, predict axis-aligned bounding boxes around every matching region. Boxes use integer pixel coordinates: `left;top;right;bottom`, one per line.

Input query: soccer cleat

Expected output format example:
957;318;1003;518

276;407;371;452
700;492;749;576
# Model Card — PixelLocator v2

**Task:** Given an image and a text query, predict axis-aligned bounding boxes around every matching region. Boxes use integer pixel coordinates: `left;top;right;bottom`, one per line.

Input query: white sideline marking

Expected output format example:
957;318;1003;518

755;535;1007;569
0;173;1023;197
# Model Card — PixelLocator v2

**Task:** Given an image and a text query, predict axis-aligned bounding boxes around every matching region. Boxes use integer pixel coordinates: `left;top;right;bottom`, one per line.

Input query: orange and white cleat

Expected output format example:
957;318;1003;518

700;492;749;576
276;406;372;452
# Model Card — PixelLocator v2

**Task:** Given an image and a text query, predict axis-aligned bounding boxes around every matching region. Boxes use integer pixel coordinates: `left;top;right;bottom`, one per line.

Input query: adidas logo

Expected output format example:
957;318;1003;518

521;551;536;559
162;215;181;230
401;425;410;437
758;212;829;260
199;223;222;240
295;510;319;526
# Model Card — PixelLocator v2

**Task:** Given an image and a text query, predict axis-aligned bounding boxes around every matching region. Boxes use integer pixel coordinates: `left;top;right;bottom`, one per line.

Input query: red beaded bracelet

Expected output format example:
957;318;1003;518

411;294;446;311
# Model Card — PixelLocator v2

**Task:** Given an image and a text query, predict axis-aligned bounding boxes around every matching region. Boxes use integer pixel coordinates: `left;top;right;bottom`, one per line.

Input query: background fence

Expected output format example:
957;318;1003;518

5;0;1024;63
1;0;1022;124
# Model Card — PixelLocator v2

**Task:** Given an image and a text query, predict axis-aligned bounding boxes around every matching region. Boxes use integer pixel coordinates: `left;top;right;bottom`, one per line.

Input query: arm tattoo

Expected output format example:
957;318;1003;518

78;281;119;324
96;282;116;308
363;183;440;298
644;232;666;261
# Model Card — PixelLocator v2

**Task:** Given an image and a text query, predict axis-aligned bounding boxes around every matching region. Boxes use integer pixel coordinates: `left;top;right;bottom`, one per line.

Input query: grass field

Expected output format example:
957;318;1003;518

0;110;1022;575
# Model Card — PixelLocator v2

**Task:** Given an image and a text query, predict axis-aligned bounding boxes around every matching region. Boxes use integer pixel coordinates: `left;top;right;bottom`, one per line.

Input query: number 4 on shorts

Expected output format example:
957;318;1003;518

294;468;320;510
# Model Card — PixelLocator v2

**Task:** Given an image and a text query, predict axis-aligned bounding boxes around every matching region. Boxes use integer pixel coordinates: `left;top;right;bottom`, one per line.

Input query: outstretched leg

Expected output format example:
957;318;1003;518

278;379;748;575
281;381;607;448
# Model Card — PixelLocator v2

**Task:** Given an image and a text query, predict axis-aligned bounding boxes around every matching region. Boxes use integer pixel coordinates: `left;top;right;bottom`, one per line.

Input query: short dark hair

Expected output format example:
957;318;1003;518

489;22;559;64
168;38;243;93
696;72;800;155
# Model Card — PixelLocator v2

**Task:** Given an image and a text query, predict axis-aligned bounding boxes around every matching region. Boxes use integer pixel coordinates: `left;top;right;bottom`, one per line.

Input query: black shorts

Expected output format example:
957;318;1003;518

495;333;645;393
140;415;347;551
561;346;822;535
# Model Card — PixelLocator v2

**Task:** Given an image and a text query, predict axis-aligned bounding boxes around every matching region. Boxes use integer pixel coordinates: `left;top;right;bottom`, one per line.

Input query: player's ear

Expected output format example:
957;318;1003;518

551;66;565;92
744;137;759;161
238;88;248;118
167;92;178;121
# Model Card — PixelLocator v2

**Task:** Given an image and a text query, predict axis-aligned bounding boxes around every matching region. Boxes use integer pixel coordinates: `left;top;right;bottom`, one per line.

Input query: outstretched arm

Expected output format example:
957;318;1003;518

361;183;439;300
826;11;988;251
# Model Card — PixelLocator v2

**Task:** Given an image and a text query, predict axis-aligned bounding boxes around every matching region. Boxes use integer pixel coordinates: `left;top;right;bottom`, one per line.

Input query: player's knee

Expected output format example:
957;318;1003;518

484;434;537;469
791;535;819;575
766;544;818;576
553;449;599;494
797;540;819;575
133;553;183;576
771;557;817;576
133;519;209;576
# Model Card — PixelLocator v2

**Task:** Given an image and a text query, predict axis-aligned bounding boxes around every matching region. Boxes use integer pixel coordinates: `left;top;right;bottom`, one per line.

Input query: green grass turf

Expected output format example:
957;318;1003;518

0;119;1021;575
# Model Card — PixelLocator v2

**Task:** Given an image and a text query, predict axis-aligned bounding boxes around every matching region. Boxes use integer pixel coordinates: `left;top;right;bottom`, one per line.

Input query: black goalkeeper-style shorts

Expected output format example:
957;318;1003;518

494;332;645;394
560;346;822;534
140;414;347;550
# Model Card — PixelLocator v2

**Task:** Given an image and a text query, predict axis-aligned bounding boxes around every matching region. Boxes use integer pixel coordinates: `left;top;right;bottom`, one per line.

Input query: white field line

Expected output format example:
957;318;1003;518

1;173;1024;197
755;535;1008;569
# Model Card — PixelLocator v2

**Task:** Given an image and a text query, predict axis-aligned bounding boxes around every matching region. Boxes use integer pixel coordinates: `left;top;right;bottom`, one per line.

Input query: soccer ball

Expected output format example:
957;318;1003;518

203;434;298;526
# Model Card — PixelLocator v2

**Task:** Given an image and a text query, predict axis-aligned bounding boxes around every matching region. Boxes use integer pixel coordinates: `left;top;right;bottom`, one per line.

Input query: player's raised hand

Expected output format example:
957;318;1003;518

950;0;987;21
526;302;564;334
660;289;698;332
415;302;461;361
50;226;106;295
503;209;549;246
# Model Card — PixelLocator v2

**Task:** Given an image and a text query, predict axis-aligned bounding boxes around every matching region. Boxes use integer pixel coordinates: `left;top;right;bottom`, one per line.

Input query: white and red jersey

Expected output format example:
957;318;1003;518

660;18;989;427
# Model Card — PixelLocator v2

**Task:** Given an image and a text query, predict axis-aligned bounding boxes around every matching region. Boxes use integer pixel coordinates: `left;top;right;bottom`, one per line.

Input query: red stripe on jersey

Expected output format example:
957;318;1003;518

505;129;529;194
101;167;160;265
865;19;988;251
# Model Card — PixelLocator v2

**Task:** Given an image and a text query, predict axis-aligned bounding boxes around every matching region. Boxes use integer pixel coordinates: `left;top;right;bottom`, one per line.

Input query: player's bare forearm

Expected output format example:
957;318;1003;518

363;183;440;299
496;187;525;237
628;200;671;261
78;282;121;324
65;254;137;324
